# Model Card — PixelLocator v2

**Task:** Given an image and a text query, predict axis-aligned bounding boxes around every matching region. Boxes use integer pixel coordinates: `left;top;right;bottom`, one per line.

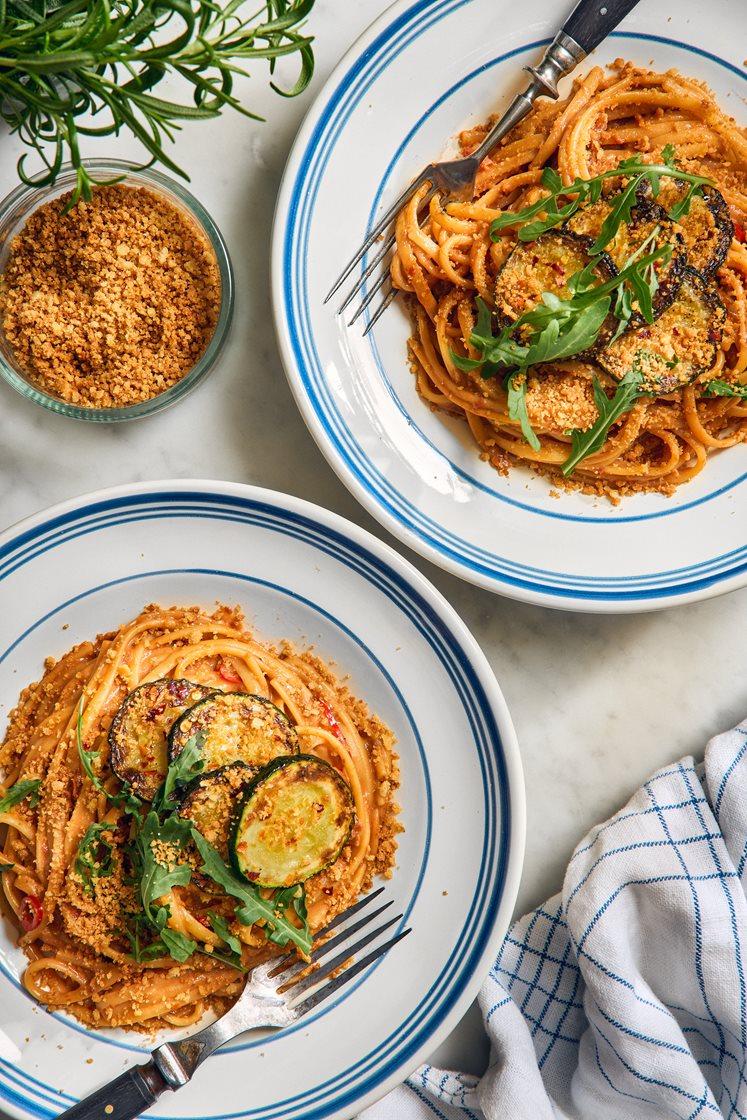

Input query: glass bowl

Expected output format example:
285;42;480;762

0;160;234;421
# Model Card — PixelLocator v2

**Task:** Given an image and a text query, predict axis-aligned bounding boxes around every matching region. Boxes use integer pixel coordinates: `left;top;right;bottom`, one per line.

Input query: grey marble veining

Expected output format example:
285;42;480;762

0;0;745;1080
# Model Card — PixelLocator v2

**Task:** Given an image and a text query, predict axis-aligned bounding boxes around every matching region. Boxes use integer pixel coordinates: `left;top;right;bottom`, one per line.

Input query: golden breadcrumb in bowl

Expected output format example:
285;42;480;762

0;160;234;421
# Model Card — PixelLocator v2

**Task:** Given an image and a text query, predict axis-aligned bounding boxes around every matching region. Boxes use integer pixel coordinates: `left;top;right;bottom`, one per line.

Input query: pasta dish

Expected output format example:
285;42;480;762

392;62;747;499
0;604;400;1030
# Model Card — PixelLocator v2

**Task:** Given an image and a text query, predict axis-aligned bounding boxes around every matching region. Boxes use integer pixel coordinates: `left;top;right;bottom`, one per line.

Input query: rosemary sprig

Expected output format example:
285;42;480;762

0;0;316;203
490;147;711;249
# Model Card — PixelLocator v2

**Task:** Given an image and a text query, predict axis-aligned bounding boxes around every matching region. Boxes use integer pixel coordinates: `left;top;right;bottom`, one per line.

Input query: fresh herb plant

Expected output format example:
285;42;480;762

0;0;317;203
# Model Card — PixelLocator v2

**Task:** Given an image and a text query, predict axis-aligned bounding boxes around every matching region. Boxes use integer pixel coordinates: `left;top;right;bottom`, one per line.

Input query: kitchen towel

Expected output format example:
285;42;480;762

361;721;747;1119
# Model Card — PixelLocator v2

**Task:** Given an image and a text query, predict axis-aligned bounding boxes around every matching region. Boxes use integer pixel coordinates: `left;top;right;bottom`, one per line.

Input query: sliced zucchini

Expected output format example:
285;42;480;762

655;181;733;277
179;762;254;860
494;229;616;326
597;268;726;393
169;692;299;775
109;679;216;800
231;755;354;888
567;196;685;323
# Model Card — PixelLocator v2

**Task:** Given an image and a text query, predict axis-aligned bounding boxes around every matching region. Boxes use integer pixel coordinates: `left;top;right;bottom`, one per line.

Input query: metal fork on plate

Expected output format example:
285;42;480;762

326;0;644;334
59;888;409;1120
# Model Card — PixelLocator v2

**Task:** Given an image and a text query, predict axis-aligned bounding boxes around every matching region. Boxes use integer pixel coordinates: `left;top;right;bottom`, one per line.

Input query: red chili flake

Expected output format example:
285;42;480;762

734;222;745;243
245;870;259;882
20;894;43;932
639;329;651;339
320;701;345;742
144;704;166;723
217;658;241;685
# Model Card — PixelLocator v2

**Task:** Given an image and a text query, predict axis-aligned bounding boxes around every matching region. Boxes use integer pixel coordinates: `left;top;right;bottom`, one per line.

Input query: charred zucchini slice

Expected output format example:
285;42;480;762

567;196;685;323
495;230;616;327
597;268;726;393
231;755;354;888
180;762;254;860
169;692;299;774
109;679;216;800
655;182;733;277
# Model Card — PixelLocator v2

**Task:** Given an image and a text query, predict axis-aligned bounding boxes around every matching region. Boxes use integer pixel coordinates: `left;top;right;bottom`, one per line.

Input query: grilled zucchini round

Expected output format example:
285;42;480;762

494;229;616;328
655;182;733;277
231;755;355;889
597;267;726;393
168;692;299;774
567;196;686;325
108;679;216;800
179;762;255;861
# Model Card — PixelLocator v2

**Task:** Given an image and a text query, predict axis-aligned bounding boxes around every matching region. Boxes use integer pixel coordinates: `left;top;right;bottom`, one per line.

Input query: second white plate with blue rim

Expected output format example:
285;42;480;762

0;479;524;1120
271;0;747;613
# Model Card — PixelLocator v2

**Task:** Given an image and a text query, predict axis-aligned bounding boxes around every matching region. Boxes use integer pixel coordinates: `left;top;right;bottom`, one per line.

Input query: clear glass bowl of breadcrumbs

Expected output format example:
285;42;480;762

0;160;234;421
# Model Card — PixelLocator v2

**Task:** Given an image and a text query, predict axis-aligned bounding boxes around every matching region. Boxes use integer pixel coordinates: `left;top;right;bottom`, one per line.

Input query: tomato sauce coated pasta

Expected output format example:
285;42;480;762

0;604;400;1030
392;62;747;499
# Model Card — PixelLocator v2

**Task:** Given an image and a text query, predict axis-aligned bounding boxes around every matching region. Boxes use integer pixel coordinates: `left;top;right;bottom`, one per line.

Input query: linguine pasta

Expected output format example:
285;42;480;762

0;604;400;1030
392;62;747;499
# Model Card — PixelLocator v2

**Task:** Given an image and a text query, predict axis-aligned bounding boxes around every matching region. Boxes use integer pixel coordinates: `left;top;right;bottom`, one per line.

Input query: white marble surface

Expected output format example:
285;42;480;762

0;0;746;1087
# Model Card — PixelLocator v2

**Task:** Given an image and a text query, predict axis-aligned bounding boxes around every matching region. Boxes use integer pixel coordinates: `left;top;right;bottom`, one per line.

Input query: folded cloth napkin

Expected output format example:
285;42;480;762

361;721;747;1120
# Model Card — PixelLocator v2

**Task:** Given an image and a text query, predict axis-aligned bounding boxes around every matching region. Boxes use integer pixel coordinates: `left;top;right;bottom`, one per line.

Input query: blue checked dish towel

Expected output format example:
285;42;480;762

362;721;747;1120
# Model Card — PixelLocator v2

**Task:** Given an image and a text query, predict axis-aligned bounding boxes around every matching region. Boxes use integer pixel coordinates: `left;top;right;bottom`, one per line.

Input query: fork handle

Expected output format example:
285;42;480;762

562;0;642;55
57;1060;171;1120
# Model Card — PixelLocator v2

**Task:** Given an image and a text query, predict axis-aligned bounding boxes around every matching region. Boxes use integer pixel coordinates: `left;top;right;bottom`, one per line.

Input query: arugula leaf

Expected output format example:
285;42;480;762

152;733;204;814
489;154;711;245
0;779;41;814
134;810;193;938
505;373;540;451
75;822;115;895
191;830;312;955
703;379;747;399
160;927;198;963
562;370;644;475
76;703;143;817
209;911;243;955
266;885;309;949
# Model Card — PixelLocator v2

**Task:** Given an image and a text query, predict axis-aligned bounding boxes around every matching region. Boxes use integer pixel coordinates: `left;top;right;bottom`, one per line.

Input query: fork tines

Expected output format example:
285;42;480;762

272;888;411;1016
324;173;437;336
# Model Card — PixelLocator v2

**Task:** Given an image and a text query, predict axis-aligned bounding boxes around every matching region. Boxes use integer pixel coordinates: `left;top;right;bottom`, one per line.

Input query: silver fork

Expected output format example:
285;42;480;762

326;0;643;334
59;888;409;1120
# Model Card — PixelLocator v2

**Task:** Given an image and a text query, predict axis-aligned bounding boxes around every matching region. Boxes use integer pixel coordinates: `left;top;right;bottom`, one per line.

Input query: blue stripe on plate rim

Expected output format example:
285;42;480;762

0;489;515;1120
278;0;746;602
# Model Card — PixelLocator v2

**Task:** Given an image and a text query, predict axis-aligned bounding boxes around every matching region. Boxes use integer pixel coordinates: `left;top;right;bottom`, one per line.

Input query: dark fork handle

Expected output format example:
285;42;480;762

562;0;642;55
58;1060;171;1120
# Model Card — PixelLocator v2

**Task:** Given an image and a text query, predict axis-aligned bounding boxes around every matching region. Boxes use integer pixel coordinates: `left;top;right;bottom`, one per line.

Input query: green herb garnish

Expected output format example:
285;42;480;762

191;830;312;955
0;778;41;813
703;380;747;399
209;911;243;956
75;821;115;895
505;373;540;452
490;151;711;248
562;369;644;475
0;0;317;204
76;702;143;817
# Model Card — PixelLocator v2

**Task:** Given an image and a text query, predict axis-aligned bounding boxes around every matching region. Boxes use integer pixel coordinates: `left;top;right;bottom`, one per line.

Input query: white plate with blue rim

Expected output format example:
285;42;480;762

271;0;747;613
0;479;523;1120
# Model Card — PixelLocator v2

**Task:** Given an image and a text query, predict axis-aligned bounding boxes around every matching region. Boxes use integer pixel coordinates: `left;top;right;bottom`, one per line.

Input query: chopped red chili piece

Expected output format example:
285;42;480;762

217;658;241;685
320;701;344;742
734;223;745;244
20;894;43;932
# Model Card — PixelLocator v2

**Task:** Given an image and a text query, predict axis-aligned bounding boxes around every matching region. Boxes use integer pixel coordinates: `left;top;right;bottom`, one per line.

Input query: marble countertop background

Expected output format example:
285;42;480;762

0;0;745;1084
